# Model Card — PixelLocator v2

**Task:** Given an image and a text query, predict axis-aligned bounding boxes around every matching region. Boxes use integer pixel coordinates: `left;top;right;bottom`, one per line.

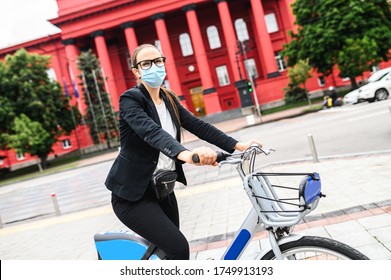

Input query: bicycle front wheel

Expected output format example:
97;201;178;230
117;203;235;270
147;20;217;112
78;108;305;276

260;236;369;260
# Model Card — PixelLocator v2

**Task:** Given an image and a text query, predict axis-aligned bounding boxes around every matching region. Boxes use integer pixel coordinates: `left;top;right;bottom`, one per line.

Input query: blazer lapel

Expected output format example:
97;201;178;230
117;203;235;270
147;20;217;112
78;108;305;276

138;84;161;126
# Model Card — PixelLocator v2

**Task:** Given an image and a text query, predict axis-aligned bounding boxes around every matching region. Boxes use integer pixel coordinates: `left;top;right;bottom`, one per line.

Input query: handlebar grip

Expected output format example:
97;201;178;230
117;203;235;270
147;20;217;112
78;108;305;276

192;151;229;163
192;154;200;163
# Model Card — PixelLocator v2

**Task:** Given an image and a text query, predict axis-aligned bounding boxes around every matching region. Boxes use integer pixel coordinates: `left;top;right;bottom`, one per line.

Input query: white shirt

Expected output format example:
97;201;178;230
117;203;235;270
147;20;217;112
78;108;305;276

155;101;177;171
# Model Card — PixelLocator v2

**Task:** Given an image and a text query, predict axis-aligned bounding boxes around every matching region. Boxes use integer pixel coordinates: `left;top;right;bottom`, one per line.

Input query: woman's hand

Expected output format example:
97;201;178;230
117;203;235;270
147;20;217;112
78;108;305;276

234;139;263;152
177;146;218;166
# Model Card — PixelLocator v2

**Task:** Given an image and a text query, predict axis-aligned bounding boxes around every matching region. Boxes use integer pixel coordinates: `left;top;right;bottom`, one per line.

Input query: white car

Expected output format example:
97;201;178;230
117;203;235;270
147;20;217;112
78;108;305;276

343;67;391;104
357;72;391;102
343;89;360;105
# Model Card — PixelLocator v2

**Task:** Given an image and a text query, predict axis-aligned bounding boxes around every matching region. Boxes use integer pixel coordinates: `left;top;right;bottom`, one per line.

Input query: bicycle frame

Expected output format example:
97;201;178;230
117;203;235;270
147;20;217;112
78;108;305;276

94;146;323;260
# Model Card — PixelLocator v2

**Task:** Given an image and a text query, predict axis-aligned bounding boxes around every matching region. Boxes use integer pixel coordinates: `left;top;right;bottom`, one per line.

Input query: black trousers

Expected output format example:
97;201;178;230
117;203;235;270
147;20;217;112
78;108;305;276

111;186;189;260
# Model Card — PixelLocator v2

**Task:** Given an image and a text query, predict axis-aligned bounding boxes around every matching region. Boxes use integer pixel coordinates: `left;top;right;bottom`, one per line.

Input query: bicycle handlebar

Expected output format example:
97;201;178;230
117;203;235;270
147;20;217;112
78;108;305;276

192;151;230;164
191;146;275;164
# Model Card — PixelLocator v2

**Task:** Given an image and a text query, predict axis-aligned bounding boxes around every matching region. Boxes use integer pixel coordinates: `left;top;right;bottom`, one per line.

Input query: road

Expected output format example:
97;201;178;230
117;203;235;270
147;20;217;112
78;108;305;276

186;101;391;164
0;101;390;225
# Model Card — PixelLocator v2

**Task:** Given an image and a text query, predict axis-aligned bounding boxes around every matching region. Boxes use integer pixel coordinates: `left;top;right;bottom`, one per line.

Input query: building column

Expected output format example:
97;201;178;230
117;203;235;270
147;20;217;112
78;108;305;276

214;0;244;83
151;13;186;107
250;0;280;78
62;38;86;114
120;21;139;58
183;4;221;114
91;30;120;111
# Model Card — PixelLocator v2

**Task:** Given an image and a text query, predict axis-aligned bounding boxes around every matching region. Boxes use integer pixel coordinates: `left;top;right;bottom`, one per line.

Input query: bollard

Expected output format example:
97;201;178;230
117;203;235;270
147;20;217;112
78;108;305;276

51;193;61;216
308;134;319;163
246;114;256;125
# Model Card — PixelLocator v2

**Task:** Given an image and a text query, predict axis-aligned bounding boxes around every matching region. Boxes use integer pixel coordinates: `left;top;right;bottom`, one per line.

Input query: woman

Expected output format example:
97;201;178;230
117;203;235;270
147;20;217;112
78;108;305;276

105;44;260;260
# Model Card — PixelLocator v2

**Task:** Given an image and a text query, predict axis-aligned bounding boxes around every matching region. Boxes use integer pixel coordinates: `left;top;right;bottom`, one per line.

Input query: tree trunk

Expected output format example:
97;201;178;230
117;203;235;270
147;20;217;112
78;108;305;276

39;155;48;170
350;77;358;89
303;84;312;105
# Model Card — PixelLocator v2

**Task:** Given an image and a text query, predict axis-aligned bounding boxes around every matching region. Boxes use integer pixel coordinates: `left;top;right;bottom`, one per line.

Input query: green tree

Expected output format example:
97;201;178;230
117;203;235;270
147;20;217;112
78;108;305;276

0;48;80;168
77;50;118;148
284;59;312;105
282;0;391;89
2;114;51;170
337;37;379;88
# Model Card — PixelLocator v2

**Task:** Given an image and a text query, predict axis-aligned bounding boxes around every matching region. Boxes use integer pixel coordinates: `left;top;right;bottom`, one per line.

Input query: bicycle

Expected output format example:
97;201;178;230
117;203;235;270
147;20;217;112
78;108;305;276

94;145;369;260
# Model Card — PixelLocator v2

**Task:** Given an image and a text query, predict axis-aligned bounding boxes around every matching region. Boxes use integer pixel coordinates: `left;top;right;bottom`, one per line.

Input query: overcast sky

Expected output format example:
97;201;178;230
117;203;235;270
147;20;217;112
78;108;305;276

0;0;60;49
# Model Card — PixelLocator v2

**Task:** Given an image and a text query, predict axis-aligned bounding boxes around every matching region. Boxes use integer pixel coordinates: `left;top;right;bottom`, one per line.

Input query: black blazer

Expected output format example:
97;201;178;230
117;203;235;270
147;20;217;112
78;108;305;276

105;84;238;201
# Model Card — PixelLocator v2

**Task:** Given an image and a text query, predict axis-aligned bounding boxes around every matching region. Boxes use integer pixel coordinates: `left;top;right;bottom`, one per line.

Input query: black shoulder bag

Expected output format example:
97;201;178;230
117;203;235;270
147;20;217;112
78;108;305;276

150;170;177;200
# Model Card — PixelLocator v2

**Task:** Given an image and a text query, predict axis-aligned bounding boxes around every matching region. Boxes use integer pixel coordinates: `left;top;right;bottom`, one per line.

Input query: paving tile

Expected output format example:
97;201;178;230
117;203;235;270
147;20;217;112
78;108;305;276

332;231;378;248
324;220;365;237
356;243;391;260
383;242;391;255
368;226;391;243
357;213;391;230
296;226;331;238
368;207;387;215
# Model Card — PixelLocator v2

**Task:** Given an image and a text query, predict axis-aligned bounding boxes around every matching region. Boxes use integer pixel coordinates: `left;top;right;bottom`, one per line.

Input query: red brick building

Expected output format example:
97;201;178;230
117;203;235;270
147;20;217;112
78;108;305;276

0;0;389;171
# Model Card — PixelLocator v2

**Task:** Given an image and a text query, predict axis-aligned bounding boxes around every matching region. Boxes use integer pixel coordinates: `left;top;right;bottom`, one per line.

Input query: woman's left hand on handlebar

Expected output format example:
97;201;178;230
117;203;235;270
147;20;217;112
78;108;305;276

234;139;263;152
177;147;218;166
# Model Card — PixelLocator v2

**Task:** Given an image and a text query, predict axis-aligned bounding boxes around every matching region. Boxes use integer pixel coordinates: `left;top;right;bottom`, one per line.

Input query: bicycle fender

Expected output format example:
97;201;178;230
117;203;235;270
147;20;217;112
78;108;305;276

255;233;303;260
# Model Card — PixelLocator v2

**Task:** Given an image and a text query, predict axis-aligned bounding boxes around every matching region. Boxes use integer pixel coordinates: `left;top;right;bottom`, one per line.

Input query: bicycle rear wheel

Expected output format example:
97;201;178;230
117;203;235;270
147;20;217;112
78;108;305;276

260;236;369;260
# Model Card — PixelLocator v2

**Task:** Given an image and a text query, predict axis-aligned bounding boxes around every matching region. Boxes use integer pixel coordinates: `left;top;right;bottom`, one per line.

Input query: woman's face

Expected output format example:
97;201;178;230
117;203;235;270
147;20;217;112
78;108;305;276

133;47;163;77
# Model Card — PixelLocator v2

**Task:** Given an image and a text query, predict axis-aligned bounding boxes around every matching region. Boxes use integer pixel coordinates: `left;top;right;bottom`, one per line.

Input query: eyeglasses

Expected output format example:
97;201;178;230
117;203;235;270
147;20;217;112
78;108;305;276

135;57;166;70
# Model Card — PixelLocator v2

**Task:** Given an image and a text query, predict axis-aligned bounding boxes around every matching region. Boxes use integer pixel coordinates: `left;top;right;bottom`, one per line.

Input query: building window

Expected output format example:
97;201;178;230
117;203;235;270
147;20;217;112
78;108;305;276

46;68;57;81
265;13;279;33
179;33;194;57
244;58;259;79
126;51;132;70
207;26;221;49
234;18;249;42
16;152;25;161
154;40;162;53
318;76;325;87
216;65;230;86
62;139;72;149
275;52;287;71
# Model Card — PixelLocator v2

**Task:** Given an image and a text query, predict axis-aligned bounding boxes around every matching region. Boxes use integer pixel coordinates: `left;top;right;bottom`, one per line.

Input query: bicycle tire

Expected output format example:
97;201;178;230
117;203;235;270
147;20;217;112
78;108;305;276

260;236;369;260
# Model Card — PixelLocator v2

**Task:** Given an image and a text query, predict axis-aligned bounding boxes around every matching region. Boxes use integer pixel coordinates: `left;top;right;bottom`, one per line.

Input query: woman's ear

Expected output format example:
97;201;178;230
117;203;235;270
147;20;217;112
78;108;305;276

132;68;141;78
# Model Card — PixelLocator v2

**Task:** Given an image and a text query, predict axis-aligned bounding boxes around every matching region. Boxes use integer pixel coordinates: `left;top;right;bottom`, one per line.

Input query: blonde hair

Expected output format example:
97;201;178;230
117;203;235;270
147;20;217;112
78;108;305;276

131;44;181;127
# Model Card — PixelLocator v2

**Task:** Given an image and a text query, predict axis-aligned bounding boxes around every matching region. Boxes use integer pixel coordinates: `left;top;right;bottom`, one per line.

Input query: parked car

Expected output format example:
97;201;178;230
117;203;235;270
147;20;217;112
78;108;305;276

343;89;360;105
343;67;391;105
357;71;391;103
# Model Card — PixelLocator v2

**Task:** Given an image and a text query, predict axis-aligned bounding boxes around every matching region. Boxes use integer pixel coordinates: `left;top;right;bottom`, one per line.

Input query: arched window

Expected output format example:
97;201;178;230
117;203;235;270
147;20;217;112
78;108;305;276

179;33;194;56
234;18;249;42
207;26;221;49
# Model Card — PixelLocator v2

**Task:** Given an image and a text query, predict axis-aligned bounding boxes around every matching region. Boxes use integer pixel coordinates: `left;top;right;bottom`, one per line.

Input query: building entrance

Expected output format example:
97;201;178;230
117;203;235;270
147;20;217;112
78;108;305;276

190;86;206;116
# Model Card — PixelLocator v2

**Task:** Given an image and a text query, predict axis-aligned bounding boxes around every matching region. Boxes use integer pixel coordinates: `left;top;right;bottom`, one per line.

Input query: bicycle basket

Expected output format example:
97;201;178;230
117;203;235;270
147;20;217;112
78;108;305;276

245;172;323;227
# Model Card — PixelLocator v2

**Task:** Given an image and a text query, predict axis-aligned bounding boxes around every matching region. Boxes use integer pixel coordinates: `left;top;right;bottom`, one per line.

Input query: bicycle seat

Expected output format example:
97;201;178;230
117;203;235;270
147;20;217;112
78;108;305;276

94;230;166;260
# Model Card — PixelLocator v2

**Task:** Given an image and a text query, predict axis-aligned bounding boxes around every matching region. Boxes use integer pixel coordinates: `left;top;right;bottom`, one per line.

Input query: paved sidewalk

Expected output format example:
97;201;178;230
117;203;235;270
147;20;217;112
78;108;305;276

0;105;390;260
0;153;390;260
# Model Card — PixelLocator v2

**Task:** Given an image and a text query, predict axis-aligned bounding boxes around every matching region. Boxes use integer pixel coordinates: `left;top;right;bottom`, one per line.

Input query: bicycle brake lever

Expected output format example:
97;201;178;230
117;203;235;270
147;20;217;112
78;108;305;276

260;148;276;155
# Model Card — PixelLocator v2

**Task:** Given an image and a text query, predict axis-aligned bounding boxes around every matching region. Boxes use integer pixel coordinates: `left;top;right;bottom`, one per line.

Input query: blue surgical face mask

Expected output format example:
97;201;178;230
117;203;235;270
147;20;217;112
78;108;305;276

141;64;166;88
